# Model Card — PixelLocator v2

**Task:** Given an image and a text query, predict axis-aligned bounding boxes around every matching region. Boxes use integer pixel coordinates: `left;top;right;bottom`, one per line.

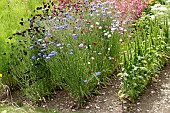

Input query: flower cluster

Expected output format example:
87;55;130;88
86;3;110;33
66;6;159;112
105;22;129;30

10;0;150;102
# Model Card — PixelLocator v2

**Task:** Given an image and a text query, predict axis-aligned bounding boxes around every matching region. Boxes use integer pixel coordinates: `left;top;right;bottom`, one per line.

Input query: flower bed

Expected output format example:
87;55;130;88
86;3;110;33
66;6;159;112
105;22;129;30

0;0;169;104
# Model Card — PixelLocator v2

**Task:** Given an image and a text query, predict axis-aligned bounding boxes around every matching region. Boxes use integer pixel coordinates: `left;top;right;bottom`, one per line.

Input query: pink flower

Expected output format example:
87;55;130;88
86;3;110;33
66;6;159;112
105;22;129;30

89;69;93;73
79;43;84;47
58;5;63;10
84;27;88;31
93;42;97;45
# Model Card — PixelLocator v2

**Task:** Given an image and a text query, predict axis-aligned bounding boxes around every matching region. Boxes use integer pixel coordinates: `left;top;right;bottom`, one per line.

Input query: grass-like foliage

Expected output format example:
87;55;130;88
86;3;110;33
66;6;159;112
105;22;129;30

1;0;124;104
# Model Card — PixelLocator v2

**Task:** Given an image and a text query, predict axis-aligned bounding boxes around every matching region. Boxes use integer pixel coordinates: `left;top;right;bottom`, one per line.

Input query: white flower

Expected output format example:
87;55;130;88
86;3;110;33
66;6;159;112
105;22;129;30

150;15;155;20
88;62;91;64
91;57;95;60
79;43;84;47
168;22;170;25
99;26;102;29
104;33;108;36
96;22;99;25
108;48;110;51
107;11;112;14
119;39;123;42
108;34;111;38
90;25;94;28
1;110;7;113
111;27;117;31
154;4;161;7
90;14;94;16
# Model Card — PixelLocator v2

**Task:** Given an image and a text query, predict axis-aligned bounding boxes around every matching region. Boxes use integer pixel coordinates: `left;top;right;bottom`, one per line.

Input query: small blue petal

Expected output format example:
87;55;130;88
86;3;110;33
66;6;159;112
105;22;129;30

32;56;36;60
43;54;47;58
84;80;88;83
41;49;46;52
38;53;42;56
94;72;101;76
57;43;61;47
30;46;34;49
49;42;54;45
51;51;57;55
67;44;71;46
72;34;78;38
70;52;73;55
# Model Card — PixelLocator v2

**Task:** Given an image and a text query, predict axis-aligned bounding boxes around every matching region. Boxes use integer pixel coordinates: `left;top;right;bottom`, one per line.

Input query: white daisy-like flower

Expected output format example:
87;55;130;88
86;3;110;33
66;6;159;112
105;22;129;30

90;25;94;28
96;22;99;25
108;34;111;38
99;26;102;29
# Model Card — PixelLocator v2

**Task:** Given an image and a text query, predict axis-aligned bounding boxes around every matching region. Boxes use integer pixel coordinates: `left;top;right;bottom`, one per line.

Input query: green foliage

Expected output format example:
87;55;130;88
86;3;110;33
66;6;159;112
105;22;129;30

1;1;122;104
118;11;170;102
0;0;50;39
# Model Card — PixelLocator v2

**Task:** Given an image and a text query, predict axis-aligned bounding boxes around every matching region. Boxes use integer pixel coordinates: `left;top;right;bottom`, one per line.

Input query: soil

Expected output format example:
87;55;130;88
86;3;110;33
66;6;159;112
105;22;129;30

1;64;170;113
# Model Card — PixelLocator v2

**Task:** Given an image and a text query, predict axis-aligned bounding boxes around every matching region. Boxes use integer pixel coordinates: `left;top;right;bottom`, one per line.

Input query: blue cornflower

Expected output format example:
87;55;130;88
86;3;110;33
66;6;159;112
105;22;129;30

48;16;52;19
65;12;69;16
38;53;42;56
70;52;73;54
43;54;47;58
63;24;68;28
70;49;73;54
84;80;88;83
38;39;42;42
84;45;88;49
57;43;61;47
51;51;57;55
48;51;57;57
30;18;33;21
72;34;78;38
41;49;46;52
49;42;54;45
77;24;81;27
61;25;67;30
48;54;54;57
30;22;33;26
62;18;66;21
44;33;51;37
30;46;34;49
67;44;71;46
37;39;42;44
42;44;47;48
37;20;40;23
98;3;102;7
32;56;36;60
94;72;101;76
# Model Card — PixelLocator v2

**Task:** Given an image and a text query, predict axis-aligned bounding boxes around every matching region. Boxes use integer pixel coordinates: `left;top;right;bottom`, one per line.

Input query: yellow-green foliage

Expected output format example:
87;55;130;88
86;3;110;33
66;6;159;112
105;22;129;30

0;0;49;39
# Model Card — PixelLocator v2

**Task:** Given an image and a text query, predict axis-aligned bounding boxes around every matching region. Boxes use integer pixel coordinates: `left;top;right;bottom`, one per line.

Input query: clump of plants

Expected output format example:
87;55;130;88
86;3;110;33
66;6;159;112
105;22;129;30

0;0;150;105
118;0;170;102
